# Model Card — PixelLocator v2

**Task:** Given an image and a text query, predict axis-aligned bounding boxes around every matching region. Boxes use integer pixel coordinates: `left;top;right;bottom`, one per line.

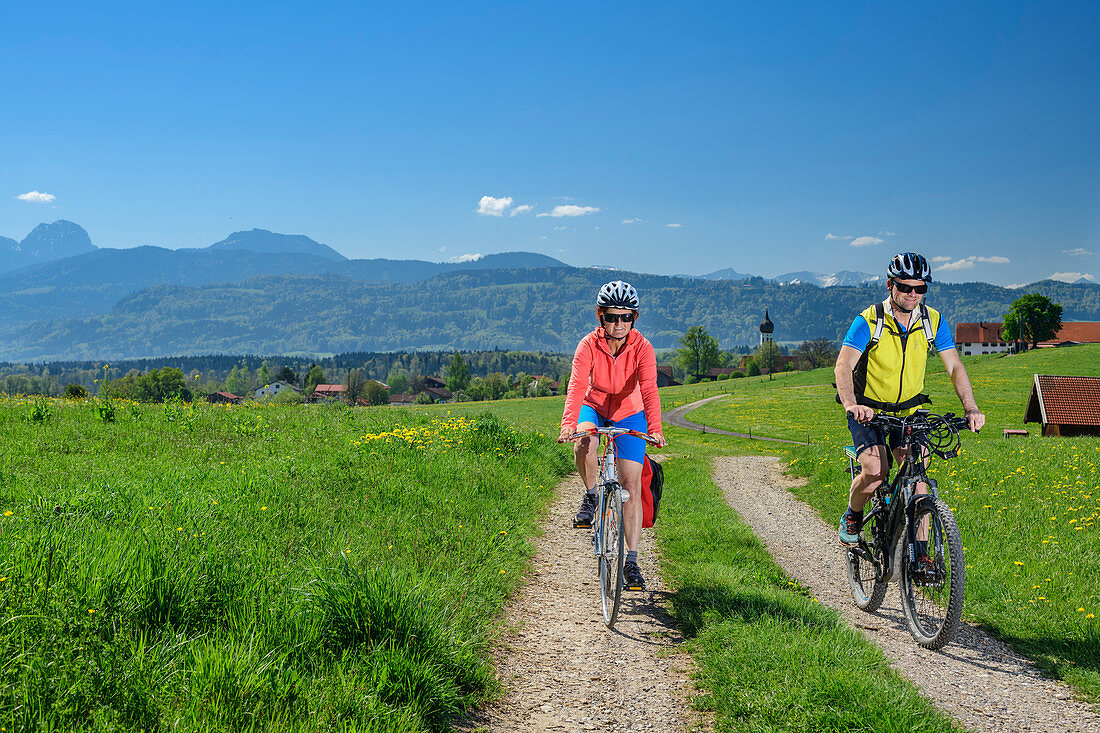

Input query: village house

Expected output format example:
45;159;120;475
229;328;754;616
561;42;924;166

656;366;681;387
253;380;301;400
956;321;1100;355
310;384;347;402
207;391;242;404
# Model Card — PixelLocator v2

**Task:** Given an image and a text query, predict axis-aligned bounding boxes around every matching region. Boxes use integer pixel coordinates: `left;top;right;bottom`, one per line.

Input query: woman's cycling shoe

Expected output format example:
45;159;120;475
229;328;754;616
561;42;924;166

573;492;597;528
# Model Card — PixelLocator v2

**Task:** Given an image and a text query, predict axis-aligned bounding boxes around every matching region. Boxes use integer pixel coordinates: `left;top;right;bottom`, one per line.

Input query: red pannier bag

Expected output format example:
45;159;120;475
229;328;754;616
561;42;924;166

640;455;665;528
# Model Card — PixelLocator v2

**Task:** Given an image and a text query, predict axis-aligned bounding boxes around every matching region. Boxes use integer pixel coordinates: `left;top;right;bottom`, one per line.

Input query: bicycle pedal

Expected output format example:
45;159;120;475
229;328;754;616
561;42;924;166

572;520;592;529
623;583;645;591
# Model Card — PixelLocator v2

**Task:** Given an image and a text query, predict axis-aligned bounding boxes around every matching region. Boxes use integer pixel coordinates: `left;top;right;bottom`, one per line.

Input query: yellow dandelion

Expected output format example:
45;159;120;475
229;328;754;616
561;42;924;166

1014;561;1024;566
261;506;267;511
2;511;12;517
88;609;96;614
177;527;182;532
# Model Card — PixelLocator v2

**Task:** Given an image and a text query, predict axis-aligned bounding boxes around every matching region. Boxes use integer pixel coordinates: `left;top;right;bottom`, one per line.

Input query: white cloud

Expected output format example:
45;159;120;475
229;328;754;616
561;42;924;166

936;259;976;271
510;204;534;217
879;230;897;237
449;253;483;263
850;236;885;247
1063;248;1094;256
553;225;567;231
16;190;55;204
622;218;648;224
438;246;446;253
667;223;682;228
1050;272;1095;282
825;233;852;240
933;255;1011;271
476;195;513;217
537;204;600;218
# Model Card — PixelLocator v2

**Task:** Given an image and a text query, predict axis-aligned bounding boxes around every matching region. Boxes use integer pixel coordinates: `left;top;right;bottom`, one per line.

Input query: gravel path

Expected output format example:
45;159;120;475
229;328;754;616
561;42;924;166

714;454;1100;733
466;471;706;733
663;394;805;444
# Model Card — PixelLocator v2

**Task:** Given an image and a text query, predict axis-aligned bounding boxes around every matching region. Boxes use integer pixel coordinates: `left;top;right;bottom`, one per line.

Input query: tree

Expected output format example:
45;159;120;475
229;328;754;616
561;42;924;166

677;326;721;381
363;381;389;406
345;369;367;404
746;359;761;377
387;371;410;395
224;365;245;396
1002;293;1063;350
277;366;297;384
754;340;783;380
305;365;326;393
64;383;88;399
794;337;839;370
446;352;471;392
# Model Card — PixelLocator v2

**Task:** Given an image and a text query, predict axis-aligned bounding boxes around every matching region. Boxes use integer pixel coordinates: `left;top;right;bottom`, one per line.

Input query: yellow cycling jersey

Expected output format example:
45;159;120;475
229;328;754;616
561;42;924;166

852;300;942;415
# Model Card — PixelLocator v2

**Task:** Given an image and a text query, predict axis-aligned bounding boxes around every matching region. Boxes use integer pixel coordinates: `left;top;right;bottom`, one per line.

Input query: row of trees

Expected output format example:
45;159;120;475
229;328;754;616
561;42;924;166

676;326;840;382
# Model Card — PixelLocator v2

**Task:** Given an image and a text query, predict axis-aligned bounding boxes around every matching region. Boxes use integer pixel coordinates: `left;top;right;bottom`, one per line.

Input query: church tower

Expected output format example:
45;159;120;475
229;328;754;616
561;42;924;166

759;309;774;346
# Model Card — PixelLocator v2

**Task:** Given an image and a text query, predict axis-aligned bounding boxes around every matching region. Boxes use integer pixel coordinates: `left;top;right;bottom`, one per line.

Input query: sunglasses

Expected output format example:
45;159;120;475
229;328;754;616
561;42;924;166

601;313;636;324
893;282;928;294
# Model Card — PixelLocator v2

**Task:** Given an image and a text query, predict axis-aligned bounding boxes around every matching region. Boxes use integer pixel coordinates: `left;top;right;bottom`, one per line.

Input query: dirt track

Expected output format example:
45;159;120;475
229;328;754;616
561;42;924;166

466;470;705;732
714;454;1100;733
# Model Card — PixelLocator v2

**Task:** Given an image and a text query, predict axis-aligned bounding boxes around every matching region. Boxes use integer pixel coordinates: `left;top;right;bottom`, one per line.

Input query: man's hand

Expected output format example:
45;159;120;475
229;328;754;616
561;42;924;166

965;409;985;433
649;432;667;448
846;405;874;423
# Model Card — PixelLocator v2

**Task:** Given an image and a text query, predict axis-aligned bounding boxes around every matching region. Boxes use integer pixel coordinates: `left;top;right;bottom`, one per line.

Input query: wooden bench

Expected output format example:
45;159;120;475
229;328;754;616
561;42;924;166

1003;429;1029;438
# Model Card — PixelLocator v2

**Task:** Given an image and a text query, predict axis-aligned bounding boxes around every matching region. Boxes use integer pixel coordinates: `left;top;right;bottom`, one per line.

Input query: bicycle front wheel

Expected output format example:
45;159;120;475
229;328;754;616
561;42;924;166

900;498;965;649
598;483;625;628
845;504;888;612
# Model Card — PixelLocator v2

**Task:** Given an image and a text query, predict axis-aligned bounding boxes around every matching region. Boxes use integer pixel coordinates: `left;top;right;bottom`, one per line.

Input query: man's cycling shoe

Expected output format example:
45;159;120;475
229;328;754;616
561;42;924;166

573;493;597;528
623;560;645;591
838;510;861;547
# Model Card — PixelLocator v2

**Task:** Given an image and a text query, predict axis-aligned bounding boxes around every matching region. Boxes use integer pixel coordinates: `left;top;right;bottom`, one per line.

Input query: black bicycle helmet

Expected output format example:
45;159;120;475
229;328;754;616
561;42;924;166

887;252;933;282
596;280;639;309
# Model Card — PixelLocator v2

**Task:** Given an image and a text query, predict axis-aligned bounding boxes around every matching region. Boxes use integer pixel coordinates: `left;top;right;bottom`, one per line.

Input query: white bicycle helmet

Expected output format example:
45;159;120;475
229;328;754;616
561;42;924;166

596;280;639;309
887;252;932;282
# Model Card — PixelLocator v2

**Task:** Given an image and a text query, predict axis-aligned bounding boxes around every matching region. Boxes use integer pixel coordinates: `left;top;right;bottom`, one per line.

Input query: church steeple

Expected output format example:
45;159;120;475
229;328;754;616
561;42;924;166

759;309;774;345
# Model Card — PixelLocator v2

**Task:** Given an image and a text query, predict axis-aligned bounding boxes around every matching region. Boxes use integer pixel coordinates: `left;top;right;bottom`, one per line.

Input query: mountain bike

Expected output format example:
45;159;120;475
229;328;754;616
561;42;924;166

843;409;971;649
565;427;660;629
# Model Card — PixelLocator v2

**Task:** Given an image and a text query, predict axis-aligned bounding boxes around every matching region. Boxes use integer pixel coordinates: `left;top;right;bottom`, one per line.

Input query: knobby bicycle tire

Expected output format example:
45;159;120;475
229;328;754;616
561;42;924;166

845;500;888;612
900;497;965;649
598;483;625;628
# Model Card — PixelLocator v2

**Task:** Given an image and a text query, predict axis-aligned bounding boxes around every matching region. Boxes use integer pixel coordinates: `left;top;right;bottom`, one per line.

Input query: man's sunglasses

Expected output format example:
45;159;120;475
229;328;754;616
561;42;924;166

893;282;928;294
601;313;636;324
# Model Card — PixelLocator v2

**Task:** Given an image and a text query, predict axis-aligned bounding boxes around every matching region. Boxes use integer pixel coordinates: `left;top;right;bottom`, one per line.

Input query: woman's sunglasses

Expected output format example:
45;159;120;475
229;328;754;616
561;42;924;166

601;313;636;324
893;282;928;294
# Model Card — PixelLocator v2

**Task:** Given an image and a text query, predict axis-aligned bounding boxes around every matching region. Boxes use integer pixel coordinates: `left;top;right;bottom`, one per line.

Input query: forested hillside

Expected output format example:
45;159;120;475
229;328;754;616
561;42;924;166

2;265;1096;361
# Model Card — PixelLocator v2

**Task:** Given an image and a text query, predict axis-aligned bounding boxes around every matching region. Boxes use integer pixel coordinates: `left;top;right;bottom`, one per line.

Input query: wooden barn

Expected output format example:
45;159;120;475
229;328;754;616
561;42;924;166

1023;374;1100;437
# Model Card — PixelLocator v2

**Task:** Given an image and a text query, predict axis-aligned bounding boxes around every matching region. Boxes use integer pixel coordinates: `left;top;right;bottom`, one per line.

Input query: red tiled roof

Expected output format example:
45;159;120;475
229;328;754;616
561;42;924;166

1024;375;1100;426
955;322;1006;343
314;384;346;394
1041;322;1100;345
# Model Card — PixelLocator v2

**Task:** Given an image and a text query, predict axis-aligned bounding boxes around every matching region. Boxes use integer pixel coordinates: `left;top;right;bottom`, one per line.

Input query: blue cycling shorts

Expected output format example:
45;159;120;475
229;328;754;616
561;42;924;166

577;405;648;464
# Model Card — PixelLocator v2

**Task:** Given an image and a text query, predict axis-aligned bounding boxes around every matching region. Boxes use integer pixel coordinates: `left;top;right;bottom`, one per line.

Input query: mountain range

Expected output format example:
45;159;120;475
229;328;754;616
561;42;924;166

1;221;1097;361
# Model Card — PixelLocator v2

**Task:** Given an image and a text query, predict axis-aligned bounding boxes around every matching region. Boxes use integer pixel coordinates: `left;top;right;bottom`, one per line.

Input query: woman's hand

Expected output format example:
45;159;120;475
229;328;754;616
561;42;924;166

649;432;667;448
558;426;575;443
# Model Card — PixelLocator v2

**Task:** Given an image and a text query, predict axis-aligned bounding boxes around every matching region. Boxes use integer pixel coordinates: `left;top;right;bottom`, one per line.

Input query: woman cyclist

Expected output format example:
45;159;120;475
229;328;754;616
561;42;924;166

558;280;666;591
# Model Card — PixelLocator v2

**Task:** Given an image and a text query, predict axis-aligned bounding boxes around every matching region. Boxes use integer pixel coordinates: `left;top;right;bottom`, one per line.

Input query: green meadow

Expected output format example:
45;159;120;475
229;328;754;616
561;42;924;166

0;399;571;731
1;343;1096;731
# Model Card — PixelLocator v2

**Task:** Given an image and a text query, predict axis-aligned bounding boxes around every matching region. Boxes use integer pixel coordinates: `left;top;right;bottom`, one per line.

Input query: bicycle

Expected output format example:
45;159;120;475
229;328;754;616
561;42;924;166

843;409;971;649
564;426;660;629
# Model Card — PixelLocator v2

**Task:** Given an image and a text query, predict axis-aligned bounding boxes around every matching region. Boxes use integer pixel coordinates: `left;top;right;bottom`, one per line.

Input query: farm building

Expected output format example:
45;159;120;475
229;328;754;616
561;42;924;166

1023;374;1100;437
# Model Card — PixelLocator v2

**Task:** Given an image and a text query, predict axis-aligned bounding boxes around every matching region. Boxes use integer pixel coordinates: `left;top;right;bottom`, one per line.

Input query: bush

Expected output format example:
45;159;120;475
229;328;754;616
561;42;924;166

731;371;745;379
271;390;304;405
64;383;88;399
717;373;730;381
747;361;761;377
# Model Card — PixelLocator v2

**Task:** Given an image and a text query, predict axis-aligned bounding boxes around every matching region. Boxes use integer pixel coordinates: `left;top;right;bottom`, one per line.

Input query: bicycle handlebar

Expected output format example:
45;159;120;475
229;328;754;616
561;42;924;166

846;409;969;459
560;427;663;446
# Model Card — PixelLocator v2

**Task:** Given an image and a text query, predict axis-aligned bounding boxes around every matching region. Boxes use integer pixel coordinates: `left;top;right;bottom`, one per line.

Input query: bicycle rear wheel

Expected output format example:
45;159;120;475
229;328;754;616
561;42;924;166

900;498;965;649
845;503;888;612
598;482;625;628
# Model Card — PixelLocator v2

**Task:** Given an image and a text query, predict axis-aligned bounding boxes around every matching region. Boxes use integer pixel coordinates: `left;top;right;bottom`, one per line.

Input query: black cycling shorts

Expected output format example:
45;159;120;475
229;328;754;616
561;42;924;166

848;415;904;458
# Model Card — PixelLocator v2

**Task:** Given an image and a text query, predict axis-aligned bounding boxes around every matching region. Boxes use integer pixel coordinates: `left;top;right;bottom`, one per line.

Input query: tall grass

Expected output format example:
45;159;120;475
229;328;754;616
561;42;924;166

0;398;572;731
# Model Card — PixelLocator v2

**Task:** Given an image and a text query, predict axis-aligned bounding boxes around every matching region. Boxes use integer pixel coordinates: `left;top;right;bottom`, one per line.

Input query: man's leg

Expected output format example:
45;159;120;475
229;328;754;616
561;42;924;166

840;442;889;546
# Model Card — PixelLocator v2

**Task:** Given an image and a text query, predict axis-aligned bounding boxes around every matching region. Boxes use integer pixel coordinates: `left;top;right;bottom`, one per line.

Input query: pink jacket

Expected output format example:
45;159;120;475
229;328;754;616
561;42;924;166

560;327;662;434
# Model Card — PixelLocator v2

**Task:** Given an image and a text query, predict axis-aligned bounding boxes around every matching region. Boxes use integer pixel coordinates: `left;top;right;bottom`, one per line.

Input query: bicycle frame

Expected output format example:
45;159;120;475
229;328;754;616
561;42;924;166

847;425;942;584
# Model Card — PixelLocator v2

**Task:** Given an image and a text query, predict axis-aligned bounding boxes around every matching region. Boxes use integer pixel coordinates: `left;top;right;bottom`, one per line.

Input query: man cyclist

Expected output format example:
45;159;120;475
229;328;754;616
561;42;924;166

834;252;985;569
559;280;666;592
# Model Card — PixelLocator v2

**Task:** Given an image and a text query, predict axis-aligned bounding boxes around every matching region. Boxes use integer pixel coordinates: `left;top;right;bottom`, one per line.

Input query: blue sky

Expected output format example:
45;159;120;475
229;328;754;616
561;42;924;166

3;1;1097;285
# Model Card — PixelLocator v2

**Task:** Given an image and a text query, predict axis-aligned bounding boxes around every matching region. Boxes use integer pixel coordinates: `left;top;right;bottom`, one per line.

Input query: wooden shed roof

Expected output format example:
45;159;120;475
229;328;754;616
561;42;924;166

1024;375;1100;426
